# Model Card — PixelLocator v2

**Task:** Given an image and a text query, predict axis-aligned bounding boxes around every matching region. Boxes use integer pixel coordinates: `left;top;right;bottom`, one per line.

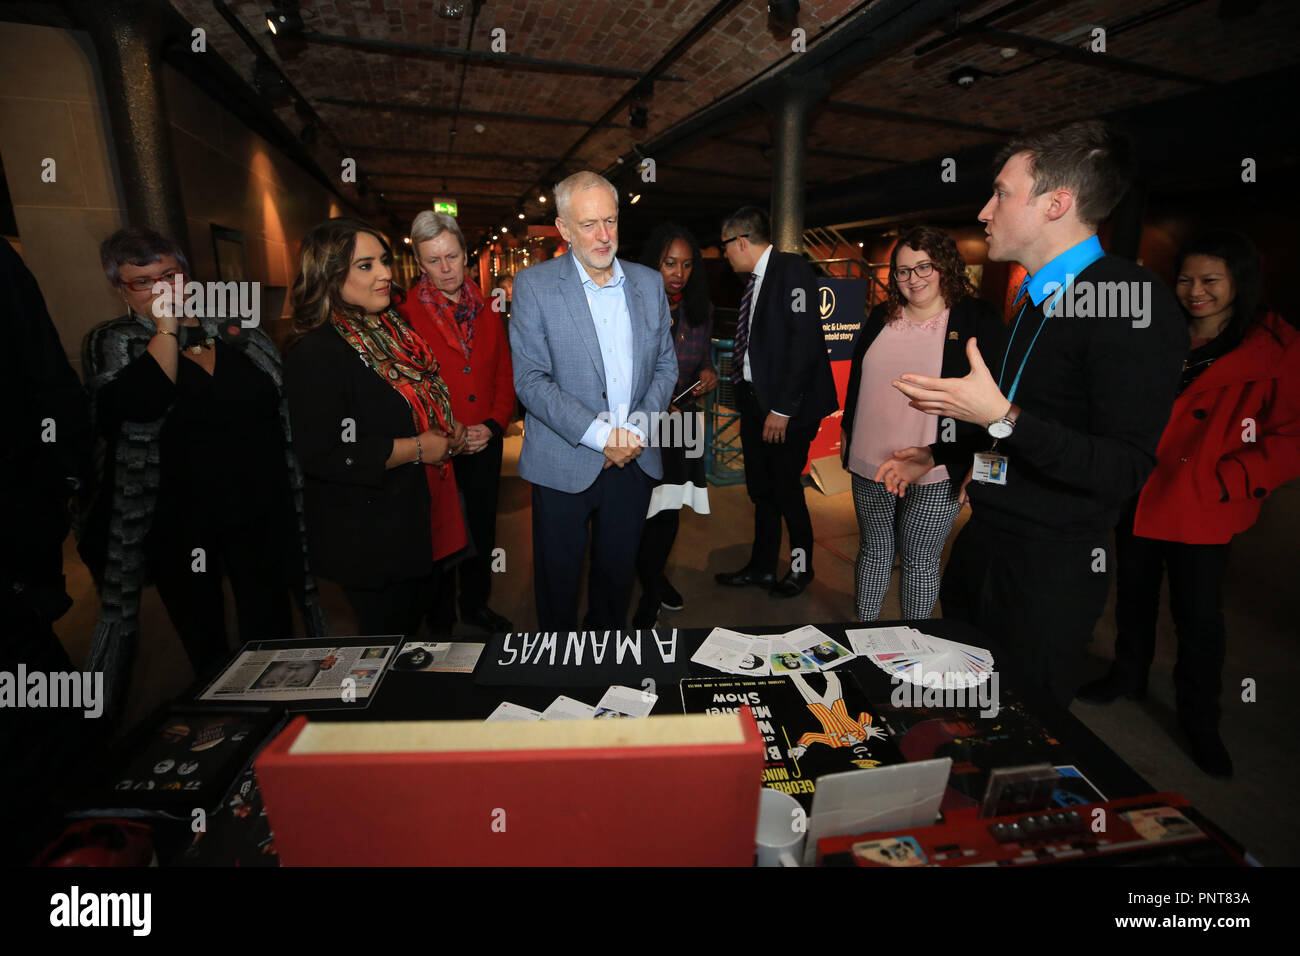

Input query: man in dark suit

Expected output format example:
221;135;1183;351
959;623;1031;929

715;207;838;597
511;171;678;629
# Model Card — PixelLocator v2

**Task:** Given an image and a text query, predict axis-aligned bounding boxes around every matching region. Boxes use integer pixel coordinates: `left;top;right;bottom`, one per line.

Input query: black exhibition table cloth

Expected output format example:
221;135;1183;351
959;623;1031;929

307;618;1153;802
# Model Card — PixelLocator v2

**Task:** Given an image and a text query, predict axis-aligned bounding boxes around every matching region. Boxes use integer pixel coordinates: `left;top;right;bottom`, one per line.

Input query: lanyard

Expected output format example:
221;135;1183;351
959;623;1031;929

997;247;1104;403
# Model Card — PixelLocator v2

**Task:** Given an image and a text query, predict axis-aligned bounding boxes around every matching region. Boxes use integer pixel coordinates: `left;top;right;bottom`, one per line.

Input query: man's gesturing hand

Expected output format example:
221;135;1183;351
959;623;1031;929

873;445;935;497
603;427;643;468
892;337;1011;426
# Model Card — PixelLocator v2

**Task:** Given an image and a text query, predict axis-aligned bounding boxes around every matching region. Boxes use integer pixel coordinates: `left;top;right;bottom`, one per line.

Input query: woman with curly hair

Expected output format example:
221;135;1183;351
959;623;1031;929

840;226;1006;621
283;218;467;637
631;222;717;627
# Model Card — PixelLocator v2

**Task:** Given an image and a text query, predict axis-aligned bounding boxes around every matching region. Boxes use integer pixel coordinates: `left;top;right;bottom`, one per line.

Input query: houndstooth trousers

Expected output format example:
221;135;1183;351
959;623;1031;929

851;472;962;621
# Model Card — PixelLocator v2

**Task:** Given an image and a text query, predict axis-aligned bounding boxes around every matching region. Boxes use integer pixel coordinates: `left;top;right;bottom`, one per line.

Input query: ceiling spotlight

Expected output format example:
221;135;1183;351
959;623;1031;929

630;194;642;204
768;0;800;22
474;123;486;133
538;195;547;203
438;1;470;18
265;7;304;36
517;212;525;219
403;236;411;244
948;66;983;89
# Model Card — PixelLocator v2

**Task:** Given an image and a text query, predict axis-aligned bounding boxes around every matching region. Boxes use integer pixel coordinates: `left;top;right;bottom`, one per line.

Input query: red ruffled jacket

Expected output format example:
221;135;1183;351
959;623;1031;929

1134;312;1300;544
397;280;515;439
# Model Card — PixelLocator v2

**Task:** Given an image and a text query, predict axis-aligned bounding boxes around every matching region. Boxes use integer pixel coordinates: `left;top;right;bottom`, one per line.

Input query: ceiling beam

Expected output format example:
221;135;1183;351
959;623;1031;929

294;32;685;82
821;101;1014;136
973;28;1213;87
317;97;623;128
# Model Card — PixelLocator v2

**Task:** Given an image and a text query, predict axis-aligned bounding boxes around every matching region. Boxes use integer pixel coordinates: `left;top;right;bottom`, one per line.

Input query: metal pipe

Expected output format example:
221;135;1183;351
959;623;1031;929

770;74;826;254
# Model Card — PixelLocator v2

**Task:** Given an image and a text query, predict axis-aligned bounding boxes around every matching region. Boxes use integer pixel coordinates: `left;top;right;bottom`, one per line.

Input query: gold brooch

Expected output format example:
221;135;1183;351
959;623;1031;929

948;331;959;340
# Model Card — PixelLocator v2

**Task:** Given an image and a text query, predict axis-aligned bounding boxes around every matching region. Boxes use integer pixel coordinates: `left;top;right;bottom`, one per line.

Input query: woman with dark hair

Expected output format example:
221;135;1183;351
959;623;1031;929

80;228;325;722
283;218;467;637
632;222;717;627
1079;230;1300;777
842;226;1006;621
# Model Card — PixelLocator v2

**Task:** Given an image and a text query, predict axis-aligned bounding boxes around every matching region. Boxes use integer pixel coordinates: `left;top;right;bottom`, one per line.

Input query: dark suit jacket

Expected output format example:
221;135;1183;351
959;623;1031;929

841;295;1008;488
283;323;435;590
744;249;838;430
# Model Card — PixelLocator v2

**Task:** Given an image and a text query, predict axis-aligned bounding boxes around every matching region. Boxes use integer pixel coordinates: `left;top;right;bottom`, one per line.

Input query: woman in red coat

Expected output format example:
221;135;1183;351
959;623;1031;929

1079;231;1300;777
398;210;516;633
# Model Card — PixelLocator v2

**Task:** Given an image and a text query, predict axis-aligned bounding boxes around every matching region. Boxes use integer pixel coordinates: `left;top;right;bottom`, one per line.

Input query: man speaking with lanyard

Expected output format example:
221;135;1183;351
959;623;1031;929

877;121;1186;706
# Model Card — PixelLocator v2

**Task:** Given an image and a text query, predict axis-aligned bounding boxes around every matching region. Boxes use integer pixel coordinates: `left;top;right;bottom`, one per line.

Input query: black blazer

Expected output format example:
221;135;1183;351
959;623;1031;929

841;295;1008;485
745;250;839;429
283;324;432;590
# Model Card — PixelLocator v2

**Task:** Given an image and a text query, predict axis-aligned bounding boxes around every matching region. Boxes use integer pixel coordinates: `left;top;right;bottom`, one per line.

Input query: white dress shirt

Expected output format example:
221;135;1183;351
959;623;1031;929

741;245;787;418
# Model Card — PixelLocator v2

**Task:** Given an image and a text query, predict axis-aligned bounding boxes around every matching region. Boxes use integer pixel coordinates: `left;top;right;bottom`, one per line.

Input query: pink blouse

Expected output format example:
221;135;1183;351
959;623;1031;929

847;307;951;485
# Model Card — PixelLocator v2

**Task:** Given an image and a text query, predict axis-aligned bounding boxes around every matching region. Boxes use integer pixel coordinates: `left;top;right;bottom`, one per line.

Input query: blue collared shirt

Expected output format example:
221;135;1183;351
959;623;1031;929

1017;234;1104;307
575;253;643;451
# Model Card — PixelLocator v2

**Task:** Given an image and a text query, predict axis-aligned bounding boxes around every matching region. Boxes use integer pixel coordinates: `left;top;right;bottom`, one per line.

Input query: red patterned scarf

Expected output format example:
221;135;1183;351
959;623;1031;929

413;273;485;360
331;307;456;469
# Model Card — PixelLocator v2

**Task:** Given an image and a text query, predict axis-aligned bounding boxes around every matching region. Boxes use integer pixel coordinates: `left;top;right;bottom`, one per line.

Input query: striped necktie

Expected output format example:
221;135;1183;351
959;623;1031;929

730;271;757;385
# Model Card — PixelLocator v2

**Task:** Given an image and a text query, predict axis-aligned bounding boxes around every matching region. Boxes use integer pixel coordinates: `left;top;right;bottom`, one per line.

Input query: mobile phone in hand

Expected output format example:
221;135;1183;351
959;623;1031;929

673;380;702;405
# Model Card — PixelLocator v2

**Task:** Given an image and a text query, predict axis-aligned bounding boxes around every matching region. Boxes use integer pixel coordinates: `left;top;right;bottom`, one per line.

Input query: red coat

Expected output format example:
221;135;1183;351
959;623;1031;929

1134;313;1300;544
398;284;515;436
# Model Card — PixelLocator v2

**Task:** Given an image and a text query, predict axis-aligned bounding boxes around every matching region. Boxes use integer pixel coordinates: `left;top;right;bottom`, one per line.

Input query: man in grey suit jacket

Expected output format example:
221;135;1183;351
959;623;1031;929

510;171;678;629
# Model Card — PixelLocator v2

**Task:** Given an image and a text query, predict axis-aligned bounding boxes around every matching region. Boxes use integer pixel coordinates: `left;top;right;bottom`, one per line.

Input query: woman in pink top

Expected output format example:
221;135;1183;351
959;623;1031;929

840;227;1006;621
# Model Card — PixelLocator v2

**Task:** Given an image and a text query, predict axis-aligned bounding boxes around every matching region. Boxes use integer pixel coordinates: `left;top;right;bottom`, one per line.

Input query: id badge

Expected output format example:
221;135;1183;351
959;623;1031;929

972;451;1008;485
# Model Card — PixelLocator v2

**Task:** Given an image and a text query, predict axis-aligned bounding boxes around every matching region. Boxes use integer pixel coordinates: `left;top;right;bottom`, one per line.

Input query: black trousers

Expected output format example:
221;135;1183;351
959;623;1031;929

737;383;817;575
1113;501;1231;729
532;462;652;630
429;438;503;624
147;515;292;681
344;573;433;638
636;508;680;609
940;516;1110;708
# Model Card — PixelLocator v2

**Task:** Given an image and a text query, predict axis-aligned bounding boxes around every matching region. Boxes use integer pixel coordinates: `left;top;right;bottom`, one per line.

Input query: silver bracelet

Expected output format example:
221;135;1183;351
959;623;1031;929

414;435;423;465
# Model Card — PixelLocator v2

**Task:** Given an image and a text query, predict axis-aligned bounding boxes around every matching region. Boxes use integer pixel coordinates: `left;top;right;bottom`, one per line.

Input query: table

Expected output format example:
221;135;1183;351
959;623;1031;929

86;619;1161;865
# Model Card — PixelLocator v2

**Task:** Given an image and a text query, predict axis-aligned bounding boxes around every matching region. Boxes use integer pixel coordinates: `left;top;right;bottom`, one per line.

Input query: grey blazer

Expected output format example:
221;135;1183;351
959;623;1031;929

510;253;678;493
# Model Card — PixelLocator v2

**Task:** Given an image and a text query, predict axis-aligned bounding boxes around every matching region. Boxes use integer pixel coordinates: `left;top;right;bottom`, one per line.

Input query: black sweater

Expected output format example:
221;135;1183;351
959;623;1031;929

968;255;1188;539
283;324;433;589
842;295;1008;493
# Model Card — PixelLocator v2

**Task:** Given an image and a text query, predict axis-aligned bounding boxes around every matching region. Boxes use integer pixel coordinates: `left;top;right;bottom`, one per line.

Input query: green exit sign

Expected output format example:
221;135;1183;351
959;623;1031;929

433;200;458;216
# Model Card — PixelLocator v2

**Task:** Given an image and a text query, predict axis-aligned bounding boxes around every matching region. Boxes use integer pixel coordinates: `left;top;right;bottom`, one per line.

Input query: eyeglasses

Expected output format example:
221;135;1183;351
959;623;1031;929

720;234;748;248
893;262;936;282
120;270;185;293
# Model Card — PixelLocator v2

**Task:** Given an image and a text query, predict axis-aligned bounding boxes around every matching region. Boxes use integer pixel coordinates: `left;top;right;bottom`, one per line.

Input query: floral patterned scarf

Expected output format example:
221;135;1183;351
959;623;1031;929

413;273;485;360
331;307;456;469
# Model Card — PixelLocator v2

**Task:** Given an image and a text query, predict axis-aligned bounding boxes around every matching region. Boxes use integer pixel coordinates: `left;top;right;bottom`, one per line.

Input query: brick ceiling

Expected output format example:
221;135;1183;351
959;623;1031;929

164;0;1300;248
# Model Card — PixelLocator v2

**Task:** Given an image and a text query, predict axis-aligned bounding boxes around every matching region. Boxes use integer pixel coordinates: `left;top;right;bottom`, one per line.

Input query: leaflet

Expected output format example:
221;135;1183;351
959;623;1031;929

393;641;485;673
198;640;396;708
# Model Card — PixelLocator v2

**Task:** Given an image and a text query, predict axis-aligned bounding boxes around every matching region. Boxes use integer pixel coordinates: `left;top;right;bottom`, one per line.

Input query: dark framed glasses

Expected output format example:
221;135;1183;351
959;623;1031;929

893;262;935;282
720;234;749;248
